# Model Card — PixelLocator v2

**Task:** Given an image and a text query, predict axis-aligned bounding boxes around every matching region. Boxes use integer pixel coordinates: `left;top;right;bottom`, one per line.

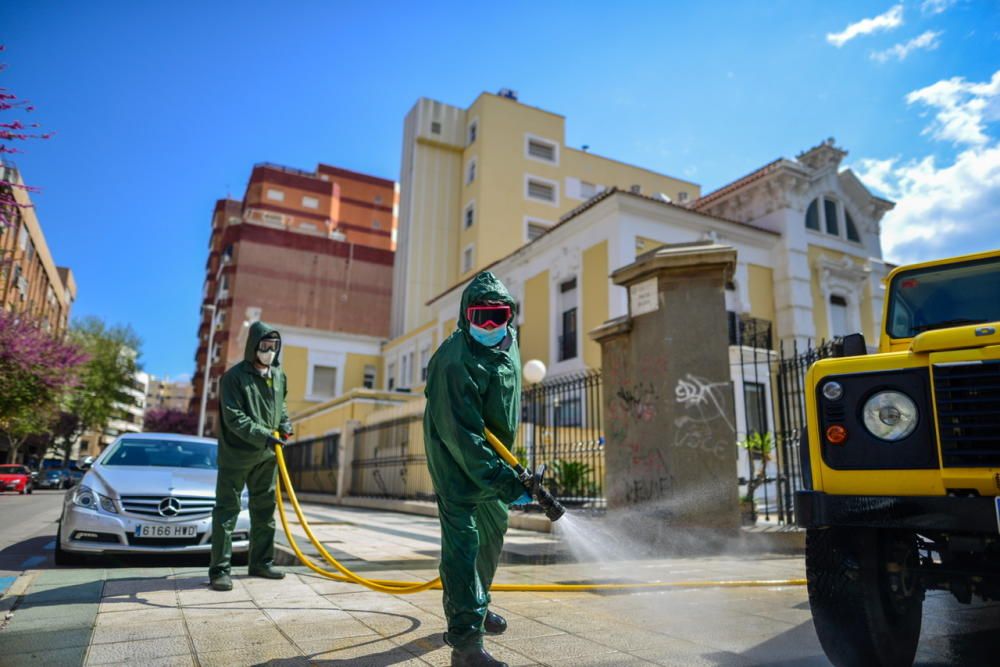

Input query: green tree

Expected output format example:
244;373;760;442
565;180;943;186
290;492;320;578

739;431;774;523
50;317;142;462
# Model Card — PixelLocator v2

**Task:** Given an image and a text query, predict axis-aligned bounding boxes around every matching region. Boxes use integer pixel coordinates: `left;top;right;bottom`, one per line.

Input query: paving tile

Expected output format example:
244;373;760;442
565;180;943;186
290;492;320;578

99;588;178;613
22;581;104;605
95;606;182;626
279;617;378;645
189;622;289;654
261;605;352;625
91;618;187;645
631;644;748;667
494;633;619;664
6;602;97;631
1;627;93;655
103;577;175;597
196;640;307;667
297;637;427;666
84;635;191;666
0;645;88;666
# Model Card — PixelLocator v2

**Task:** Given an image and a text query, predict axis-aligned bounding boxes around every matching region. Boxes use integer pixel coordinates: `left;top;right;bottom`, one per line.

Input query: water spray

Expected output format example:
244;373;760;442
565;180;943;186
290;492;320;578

483;428;565;522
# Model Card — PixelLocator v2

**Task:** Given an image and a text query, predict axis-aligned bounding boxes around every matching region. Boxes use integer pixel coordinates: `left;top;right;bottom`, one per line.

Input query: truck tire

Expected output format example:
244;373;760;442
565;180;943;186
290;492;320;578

806;527;922;667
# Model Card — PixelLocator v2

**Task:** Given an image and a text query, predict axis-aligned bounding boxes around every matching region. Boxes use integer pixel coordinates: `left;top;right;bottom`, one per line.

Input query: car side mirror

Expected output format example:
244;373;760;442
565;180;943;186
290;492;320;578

80;456;95;470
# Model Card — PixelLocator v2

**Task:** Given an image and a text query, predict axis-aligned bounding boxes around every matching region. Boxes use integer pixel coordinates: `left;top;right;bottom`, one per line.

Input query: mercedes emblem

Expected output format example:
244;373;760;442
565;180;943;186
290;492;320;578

158;497;182;518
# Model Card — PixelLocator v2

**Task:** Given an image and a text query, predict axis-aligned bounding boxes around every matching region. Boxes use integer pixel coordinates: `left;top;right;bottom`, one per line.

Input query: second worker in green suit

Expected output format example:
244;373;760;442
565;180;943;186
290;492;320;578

209;320;292;591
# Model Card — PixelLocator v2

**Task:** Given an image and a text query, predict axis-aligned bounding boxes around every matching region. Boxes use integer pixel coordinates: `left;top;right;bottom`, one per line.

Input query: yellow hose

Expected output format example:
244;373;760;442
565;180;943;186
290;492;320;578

273;441;807;595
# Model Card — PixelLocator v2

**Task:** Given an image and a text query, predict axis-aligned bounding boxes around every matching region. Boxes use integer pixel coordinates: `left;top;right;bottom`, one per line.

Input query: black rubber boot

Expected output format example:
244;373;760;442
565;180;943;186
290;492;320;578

484;611;507;635
209;573;233;591
248;565;285;579
451;645;508;667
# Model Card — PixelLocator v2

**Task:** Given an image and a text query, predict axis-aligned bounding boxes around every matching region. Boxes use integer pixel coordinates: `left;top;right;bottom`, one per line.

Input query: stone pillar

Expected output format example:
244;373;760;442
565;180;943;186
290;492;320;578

336;420;361;500
590;242;741;546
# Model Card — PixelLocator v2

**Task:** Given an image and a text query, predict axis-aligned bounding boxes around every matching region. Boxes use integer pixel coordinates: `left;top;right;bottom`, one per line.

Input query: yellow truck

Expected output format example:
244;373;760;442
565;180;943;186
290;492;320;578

796;248;1000;667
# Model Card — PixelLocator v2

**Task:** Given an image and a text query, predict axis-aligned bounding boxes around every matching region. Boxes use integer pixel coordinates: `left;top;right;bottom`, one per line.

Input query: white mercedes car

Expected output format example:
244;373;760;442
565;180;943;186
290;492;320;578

56;433;251;564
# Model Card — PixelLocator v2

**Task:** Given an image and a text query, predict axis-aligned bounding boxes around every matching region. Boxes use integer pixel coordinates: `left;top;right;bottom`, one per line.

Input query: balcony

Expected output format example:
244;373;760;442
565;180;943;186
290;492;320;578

728;313;773;349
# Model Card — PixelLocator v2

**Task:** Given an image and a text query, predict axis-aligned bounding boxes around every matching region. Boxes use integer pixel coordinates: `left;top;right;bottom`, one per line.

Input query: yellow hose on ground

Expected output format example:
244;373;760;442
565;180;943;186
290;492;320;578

273;441;807;595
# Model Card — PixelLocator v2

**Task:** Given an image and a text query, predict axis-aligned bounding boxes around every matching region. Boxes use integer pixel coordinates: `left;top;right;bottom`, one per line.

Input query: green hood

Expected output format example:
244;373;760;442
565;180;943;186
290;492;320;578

244;320;282;366
458;272;516;332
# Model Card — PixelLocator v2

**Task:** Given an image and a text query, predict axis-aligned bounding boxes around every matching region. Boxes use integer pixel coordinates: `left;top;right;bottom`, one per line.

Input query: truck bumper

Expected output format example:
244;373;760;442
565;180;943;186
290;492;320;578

796;491;999;534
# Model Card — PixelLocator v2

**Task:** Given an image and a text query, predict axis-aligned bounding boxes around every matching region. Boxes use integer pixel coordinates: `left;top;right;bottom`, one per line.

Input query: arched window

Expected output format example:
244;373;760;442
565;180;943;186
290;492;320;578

845;210;860;242
824;198;839;235
805;200;820;230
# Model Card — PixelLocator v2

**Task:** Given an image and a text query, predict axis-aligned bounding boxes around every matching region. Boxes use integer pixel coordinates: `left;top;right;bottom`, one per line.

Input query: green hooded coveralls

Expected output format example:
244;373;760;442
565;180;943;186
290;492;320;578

424;272;526;650
208;321;292;578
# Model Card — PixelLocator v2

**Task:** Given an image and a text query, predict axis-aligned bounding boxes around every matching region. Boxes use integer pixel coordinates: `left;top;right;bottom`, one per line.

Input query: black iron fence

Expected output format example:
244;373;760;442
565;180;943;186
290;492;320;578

515;369;605;507
282;433;340;494
732;320;838;524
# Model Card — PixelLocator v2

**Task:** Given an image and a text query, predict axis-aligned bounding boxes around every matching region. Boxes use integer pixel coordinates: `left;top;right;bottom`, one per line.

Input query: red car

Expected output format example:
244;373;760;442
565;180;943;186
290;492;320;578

0;465;33;494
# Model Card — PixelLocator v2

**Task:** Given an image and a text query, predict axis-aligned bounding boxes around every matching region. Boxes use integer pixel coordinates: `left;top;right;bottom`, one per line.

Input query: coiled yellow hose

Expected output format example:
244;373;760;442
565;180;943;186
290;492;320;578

274;442;806;594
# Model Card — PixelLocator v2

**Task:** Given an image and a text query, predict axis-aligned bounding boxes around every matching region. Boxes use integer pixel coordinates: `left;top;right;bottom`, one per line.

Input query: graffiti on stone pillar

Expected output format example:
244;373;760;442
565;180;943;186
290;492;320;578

672;373;733;458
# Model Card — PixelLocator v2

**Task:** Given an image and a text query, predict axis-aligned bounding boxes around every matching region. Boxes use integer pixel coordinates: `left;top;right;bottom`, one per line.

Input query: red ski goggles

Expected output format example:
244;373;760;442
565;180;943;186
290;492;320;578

466;305;512;330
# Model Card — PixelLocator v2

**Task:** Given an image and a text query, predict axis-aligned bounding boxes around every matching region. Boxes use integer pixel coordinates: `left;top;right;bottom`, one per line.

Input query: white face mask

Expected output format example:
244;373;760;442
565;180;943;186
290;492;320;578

256;350;276;366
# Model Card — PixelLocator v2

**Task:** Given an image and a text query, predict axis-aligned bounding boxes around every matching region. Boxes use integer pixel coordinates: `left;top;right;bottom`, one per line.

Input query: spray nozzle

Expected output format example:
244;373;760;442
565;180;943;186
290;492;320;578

528;464;566;522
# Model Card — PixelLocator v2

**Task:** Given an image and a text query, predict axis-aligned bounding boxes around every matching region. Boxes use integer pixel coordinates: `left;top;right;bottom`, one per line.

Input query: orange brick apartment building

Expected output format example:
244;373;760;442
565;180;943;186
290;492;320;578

191;162;397;433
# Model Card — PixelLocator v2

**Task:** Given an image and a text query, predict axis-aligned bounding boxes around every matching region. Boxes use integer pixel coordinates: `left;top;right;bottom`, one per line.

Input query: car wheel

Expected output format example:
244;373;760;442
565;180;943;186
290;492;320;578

19;487;25;495
27;484;32;495
54;524;85;566
807;527;923;667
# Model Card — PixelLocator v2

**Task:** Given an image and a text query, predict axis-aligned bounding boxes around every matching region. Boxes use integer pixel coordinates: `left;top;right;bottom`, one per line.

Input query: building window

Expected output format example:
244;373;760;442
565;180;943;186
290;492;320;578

580;181;597;199
262;212;283;225
302;196;319;209
743;382;768;437
464;203;475;229
372;219;381;230
466;158;477;185
430;121;442;135
468;120;478;145
462;245;474;274
805;200;820;230
312;365;338;398
387;362;396;390
363;365;376;389
829;294;850;338
824;198;839;236
558;277;578;361
526;177;557;203
400;354;411;389
678;191;690;203
554;397;582;427
374;195;383;205
420;345;431;383
526;219;550;242
845;211;861;242
266;188;285;202
526;135;558;163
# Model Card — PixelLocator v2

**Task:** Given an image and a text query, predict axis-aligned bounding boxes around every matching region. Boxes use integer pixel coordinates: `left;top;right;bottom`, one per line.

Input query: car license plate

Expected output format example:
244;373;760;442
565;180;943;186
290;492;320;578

135;524;197;538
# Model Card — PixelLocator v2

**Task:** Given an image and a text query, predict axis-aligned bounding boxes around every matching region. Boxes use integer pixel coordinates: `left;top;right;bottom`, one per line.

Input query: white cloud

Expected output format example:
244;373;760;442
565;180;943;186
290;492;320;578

854;70;1000;264
827;4;904;47
906;70;1000;145
921;0;957;15
870;30;942;62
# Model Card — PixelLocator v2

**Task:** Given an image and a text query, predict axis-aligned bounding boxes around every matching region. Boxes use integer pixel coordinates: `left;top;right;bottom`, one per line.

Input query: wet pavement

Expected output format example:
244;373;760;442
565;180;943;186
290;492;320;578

0;499;998;665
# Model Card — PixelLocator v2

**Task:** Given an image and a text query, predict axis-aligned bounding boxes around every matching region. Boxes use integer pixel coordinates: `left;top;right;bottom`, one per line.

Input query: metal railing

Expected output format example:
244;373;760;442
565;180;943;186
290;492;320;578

282;433;340;494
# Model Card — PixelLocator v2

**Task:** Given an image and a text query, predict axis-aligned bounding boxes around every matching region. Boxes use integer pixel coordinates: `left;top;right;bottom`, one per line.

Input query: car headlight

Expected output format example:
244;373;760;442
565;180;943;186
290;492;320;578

71;485;97;510
862;390;918;441
99;494;118;514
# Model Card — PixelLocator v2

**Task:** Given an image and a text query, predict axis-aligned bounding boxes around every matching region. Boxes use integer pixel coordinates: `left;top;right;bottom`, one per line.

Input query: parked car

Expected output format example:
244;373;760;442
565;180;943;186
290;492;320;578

36;467;71;490
56;433;250;565
0;465;33;494
67;466;84;487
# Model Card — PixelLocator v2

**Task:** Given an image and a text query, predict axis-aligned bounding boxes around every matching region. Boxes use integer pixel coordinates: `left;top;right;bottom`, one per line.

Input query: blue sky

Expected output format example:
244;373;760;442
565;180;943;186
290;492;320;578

3;1;998;378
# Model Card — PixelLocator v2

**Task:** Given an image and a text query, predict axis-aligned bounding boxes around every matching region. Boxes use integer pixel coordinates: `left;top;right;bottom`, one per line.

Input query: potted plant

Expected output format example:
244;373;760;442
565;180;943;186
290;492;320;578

738;431;774;524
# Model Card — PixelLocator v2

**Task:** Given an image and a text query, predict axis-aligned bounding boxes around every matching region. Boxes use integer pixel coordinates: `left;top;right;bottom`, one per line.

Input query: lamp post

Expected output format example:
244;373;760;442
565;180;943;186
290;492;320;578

197;255;230;437
197;303;219;437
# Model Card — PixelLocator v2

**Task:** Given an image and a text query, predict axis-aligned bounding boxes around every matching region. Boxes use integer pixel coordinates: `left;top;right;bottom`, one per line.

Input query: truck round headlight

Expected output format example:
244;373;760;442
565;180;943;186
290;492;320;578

862;391;918;441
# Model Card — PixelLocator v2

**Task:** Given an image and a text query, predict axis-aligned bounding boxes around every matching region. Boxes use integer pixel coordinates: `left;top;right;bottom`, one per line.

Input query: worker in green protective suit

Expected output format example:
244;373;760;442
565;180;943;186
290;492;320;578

424;272;530;667
208;321;292;591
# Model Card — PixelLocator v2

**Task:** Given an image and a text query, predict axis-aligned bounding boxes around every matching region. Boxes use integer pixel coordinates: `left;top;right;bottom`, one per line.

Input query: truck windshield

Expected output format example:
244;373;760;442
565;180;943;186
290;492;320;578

886;256;1000;338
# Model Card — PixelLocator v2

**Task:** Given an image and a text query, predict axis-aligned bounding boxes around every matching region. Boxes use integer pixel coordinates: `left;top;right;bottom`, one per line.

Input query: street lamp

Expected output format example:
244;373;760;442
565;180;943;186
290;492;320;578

197;303;219;437
197;255;229;437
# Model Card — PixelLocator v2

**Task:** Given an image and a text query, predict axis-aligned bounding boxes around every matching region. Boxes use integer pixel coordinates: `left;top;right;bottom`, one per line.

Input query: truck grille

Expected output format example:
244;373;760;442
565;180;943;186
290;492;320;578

119;495;215;519
934;360;1000;467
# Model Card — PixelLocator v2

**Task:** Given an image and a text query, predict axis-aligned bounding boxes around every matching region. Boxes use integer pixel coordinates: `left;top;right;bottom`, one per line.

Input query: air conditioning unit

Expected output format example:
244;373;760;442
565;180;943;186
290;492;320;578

498;88;519;101
630;185;642;194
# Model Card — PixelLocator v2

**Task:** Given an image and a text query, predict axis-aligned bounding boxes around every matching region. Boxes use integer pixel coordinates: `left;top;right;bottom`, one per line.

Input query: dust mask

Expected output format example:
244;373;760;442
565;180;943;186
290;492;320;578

257;350;276;366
